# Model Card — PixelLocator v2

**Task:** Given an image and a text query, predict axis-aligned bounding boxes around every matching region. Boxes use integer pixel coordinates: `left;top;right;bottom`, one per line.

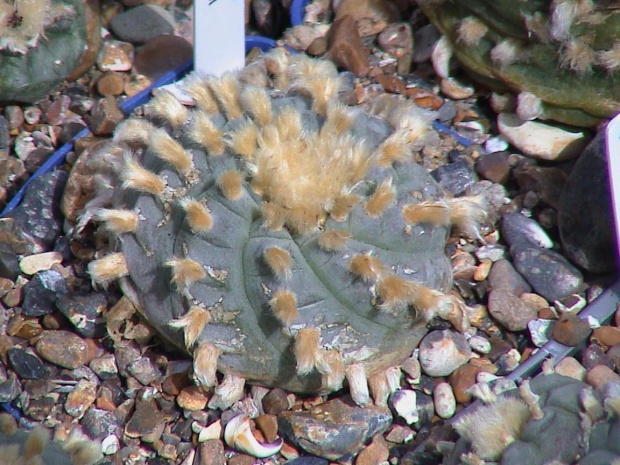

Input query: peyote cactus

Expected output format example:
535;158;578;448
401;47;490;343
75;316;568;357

71;50;486;407
0;0;90;103
0;413;101;465
445;373;620;465
418;0;620;127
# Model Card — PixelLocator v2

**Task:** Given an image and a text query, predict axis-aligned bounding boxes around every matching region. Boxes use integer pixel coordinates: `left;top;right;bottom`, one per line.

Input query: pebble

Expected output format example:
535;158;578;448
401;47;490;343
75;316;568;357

325;15;370;76
412;23;440;63
278;397;392;460
468;335;491;354
553;356;587;380
110;5;175;43
36;330;91;369
89;353;118;380
198;420;222;442
262;388;290;415
196;439;226;465
177;385;209;410
501;213;553;249
513;164;567;211
558;129;617;273
388;389;418;424
497;113;589;161
487;288;538;331
127;356;161;385
440;77;475;100
4;106;24;131
377;22;413;58
22;269;69;316
385;424;415;443
585;365;620;391
45;95;71;126
430;158;476;196
7;347;47;379
101;435;121;455
65;379;98;418
591;326;620;347
255;414;278;443
419;330;471;376
581;343;614;371
97;40;135;72
433;382;456;419
4;170;67;250
487;258;532;296
355;436;389;465
476;150;511;185
334;0;400;37
484;136;510;154
528;318;554;347
0;372;21;403
133;34;193;81
551;313;591;347
90;96;125;136
97;71;126;96
284;24;330;52
448;363;484;404
510;244;584;303
56;292;107;338
474;244;506;262
125;389;167;442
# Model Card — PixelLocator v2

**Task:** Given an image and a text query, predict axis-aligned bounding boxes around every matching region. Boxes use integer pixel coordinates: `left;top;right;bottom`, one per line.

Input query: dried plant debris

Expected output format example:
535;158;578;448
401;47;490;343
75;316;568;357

68;49;489;407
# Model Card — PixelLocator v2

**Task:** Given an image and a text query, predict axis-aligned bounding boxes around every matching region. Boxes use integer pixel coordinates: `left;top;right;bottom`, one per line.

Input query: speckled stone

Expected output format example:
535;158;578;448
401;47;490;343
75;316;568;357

418;330;471;377
35;330;91;369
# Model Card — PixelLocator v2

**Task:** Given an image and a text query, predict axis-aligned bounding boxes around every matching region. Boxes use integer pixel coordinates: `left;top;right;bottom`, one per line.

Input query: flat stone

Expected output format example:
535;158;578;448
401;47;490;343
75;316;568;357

134;34;193;81
284;24;330;52
278;396;392;461
385;424;415;444
110;4;175;43
558;129;617;273
488;258;532;296
551;313;591;347
510;244;584;302
497;113;589;162
97;71;125;96
22;269;69;316
65;379;98;418
7;347;47;379
528;318;554;347
389;389;418;424
448;363;482;404
24;395;56;421
125;389;167;441
0;372;21;402
418;329;471;377
36;330;90;369
581;343;614;371
325;15;370;76
4;170;67;251
377;22;413;58
488;288;538;331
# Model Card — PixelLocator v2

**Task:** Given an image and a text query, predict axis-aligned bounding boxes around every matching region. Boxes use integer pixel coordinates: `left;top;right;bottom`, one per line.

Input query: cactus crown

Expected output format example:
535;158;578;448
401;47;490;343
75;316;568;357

76;50;485;407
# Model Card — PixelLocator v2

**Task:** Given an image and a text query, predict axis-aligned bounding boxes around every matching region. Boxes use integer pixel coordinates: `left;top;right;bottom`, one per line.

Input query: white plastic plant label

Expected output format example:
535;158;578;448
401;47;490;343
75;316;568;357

606;113;620;262
193;0;245;76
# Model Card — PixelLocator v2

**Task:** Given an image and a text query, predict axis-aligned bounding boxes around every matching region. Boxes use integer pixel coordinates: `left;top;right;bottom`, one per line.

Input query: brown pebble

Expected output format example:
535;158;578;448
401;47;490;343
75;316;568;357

255;414;278;443
96;385;118;411
262;388;290;415
476;151;511;184
134;34;193;81
196;439;226;465
355;436;389;465
377;22;413;58
551;313;591;347
162;372;191;396
90;96;124;136
97;71;125;96
7;315;42;339
325;15;370;77
473;259;492;282
36;330;90;369
307;36;328;56
591;326;620;348
335;0;400;37
228;454;256;465
585;364;620;391
64;379;97;418
554;356;586;380
2;286;23;308
177;385;209;410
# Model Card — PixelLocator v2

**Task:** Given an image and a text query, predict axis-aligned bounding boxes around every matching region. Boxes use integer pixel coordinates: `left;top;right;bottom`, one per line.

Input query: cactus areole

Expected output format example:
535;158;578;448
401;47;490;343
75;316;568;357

79;51;482;405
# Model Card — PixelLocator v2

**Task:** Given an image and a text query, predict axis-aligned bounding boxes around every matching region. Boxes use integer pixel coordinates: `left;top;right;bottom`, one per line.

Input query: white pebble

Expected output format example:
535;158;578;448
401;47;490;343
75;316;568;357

198;419;222;442
468;336;491;354
433;382;456;419
528;319;554;347
19;251;63;275
484;135;509;153
390;389;418;424
101;434;120;455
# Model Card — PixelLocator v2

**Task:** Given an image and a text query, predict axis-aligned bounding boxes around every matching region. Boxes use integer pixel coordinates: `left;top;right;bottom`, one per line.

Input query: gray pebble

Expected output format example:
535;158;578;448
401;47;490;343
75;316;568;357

487;288;538;331
0;372;21;402
528;319;554;347
501;213;553;249
430;158;476;196
82;408;123;439
128;356;162;386
511;244;584;302
488;258;531;296
7;347;47;380
22;269;69;316
89;354;119;380
56;292;107;338
110;5;175;44
419;330;471;377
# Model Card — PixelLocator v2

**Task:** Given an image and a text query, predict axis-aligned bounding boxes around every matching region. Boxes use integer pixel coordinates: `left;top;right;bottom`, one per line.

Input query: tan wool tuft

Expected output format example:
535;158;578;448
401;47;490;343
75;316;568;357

149;128;194;174
597;42;620;72
165;258;206;289
364;178;395;218
226;120;259;158
269;290;299;326
88;253;129;285
317;229;351;252
183;74;220;113
401;200;450;226
193;341;220;388
207;73;243;120
169;306;210;349
217;170;244;201
457;17;488;46
147;90;188;127
561;38;596;74
375;275;419;313
240;86;273;127
180;198;213;232
490;39;521;67
348;253;387;282
189;111;224;155
294;327;321;375
121;157;166;196
93;208;139;234
23;427;49;459
263;246;293;279
113;119;154;145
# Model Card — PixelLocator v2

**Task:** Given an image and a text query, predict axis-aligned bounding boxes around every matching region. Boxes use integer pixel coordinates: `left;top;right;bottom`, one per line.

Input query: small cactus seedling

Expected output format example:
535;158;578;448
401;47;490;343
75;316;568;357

446;373;620;465
418;0;620;127
74;50;485;407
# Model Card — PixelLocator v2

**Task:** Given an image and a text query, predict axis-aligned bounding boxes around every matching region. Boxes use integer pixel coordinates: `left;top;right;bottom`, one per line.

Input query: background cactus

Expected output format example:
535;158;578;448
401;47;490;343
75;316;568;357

418;0;620;127
0;0;91;103
0;413;100;465
71;50;484;407
444;373;620;465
